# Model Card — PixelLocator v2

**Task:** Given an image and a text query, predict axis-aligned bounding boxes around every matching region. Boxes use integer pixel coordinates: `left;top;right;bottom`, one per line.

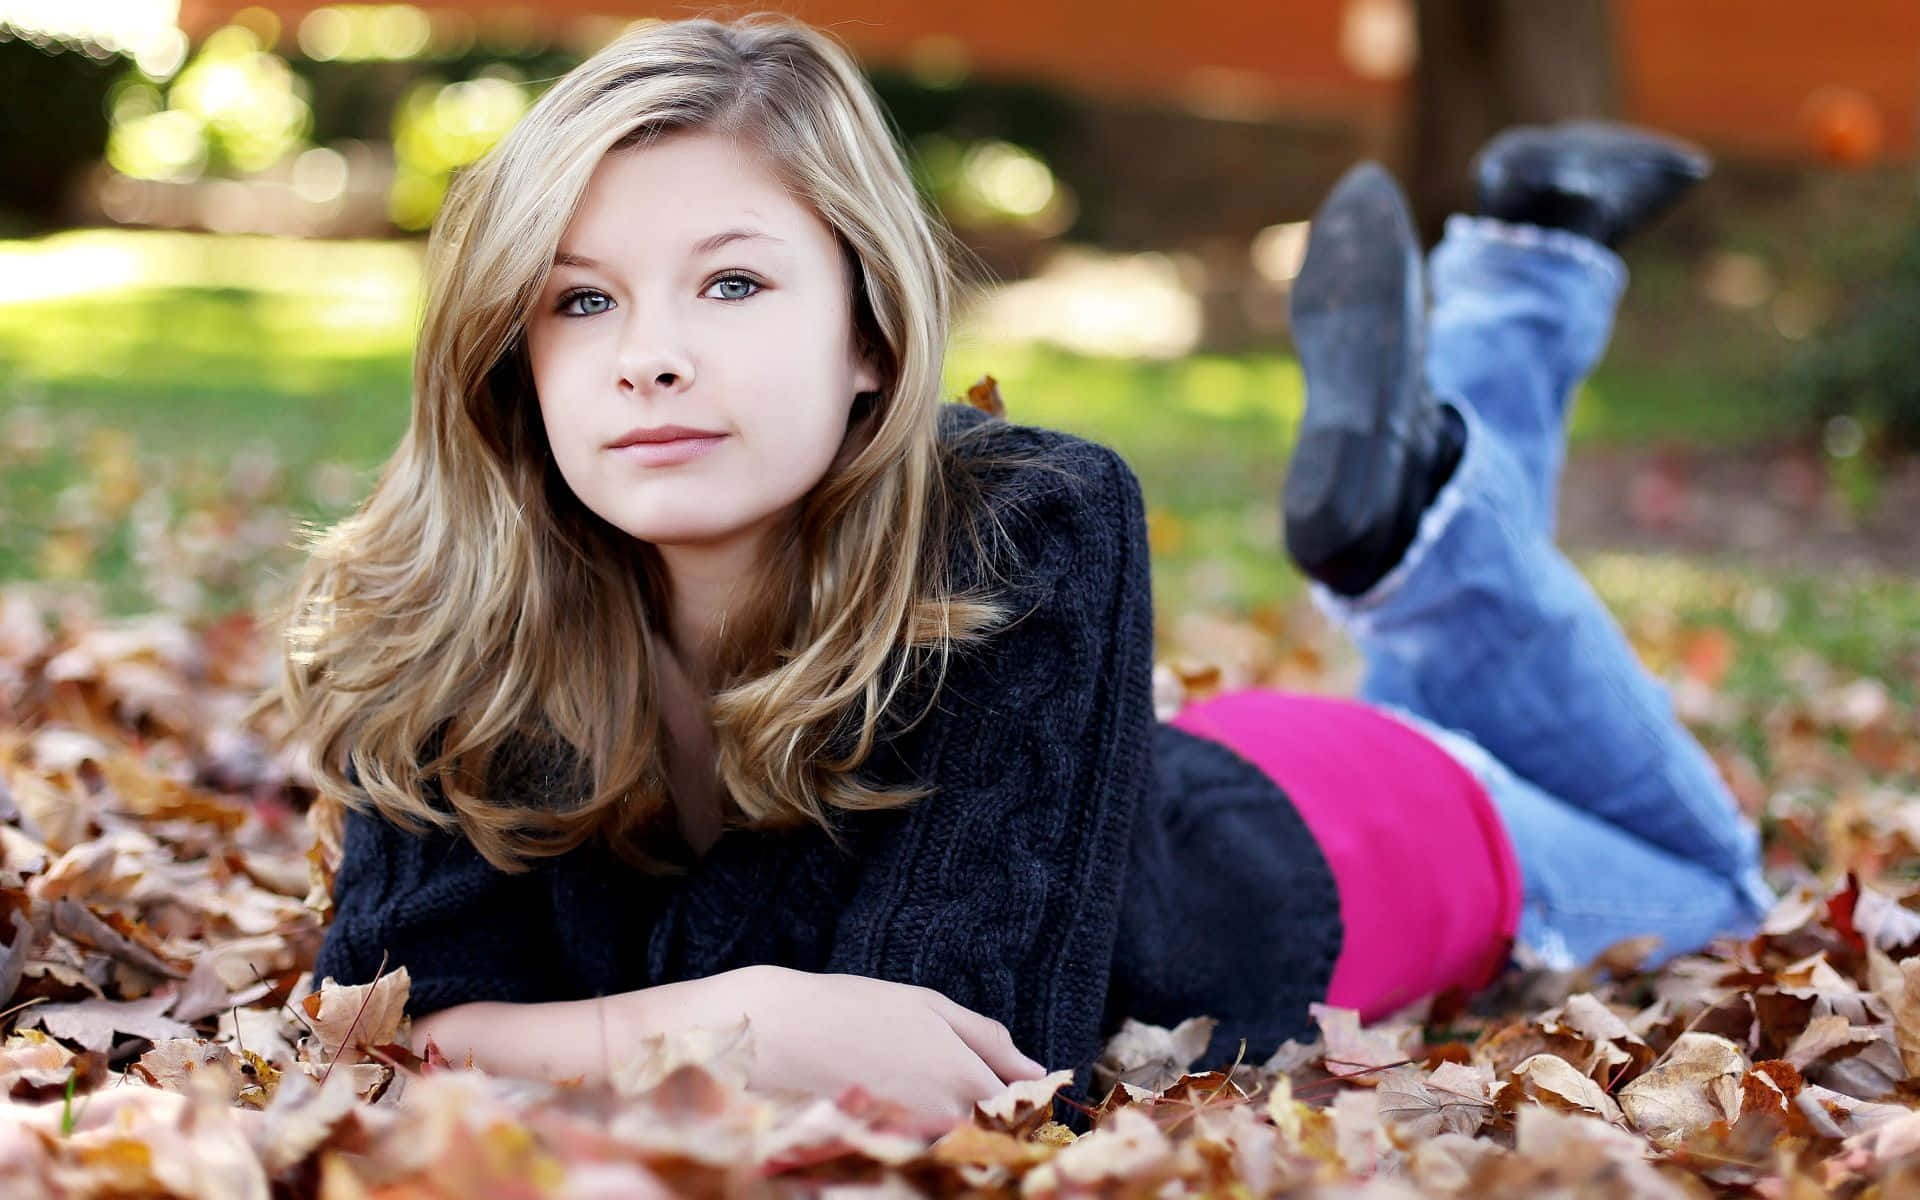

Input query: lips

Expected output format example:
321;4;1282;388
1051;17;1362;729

608;424;727;448
608;433;727;468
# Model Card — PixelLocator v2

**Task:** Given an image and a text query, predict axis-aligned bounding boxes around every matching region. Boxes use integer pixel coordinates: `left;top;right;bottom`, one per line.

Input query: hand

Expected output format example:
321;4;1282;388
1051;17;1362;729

654;965;1051;1136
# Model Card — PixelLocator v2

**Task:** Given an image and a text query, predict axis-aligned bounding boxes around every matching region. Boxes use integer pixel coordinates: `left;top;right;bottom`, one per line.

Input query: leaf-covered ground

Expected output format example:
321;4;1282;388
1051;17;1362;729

0;328;1915;1193
0;523;1917;1197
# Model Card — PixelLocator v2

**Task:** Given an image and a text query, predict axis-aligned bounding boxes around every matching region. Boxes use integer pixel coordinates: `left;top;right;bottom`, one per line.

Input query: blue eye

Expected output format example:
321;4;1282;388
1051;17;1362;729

707;274;763;301
556;289;612;317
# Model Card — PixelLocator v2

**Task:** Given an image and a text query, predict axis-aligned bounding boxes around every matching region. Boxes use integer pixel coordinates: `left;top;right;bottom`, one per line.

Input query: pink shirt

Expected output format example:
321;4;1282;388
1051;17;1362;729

1169;689;1521;1020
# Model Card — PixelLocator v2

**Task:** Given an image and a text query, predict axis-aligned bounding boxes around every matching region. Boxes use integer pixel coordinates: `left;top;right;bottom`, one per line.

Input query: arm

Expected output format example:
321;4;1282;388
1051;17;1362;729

826;429;1157;1121
405;966;1047;1135
406;986;682;1082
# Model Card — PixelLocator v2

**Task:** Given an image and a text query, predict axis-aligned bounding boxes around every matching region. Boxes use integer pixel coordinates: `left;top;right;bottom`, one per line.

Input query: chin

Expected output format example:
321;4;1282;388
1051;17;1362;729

614;508;775;551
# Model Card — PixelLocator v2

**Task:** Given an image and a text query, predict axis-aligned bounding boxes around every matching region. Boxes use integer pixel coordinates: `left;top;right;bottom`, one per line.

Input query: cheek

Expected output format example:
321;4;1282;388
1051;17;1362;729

526;336;591;447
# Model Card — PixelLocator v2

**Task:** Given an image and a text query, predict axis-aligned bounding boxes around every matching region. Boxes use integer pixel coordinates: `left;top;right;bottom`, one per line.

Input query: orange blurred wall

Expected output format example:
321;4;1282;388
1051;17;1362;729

179;0;1920;162
1620;0;1917;163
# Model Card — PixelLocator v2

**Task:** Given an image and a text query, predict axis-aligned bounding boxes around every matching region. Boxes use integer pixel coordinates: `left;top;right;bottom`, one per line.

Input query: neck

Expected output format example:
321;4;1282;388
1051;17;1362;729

652;525;779;686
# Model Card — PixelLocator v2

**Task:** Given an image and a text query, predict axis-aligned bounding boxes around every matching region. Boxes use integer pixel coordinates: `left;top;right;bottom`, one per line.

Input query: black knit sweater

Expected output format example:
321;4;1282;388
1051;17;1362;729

313;404;1342;1123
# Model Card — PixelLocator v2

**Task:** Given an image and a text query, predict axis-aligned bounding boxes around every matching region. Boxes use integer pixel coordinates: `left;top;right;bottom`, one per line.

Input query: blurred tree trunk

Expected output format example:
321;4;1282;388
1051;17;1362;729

1408;0;1617;243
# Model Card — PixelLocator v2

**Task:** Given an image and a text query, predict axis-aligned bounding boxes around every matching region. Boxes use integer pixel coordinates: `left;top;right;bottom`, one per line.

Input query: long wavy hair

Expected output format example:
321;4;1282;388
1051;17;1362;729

252;13;1014;876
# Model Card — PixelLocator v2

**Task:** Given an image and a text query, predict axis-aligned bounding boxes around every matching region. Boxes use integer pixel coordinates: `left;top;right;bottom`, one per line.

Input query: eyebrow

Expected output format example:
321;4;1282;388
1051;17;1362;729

552;228;787;270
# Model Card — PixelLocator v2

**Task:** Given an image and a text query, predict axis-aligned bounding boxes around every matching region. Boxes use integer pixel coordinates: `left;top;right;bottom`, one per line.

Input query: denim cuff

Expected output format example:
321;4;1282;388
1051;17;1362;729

1309;399;1498;625
1442;213;1630;299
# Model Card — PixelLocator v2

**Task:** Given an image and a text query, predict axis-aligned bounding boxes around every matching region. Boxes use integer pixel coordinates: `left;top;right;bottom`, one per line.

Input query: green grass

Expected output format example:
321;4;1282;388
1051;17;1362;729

1;297;411;464
0;227;1899;629
945;339;1305;616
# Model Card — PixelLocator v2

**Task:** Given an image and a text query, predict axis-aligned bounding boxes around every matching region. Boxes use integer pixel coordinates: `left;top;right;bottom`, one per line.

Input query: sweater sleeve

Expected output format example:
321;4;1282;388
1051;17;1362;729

823;424;1156;1120
311;765;572;1018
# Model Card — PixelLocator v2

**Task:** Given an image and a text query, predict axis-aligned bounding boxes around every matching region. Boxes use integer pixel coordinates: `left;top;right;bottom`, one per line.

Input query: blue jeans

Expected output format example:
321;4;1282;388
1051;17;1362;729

1314;215;1777;971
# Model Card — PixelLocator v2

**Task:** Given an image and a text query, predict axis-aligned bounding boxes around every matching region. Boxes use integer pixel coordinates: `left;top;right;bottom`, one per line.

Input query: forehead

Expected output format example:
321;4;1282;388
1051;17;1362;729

562;129;830;255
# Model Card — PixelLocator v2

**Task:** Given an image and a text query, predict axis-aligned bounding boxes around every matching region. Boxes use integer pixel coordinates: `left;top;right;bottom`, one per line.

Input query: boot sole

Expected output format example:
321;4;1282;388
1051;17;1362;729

1283;163;1427;575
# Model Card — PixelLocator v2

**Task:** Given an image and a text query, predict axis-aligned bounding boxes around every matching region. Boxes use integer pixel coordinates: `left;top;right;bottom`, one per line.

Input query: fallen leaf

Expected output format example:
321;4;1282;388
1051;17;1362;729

1513;1106;1691;1198
1311;1002;1414;1082
130;1038;244;1098
1093;1015;1215;1095
1618;1032;1748;1141
297;968;410;1066
610;1013;755;1096
24;991;194;1052
1785;1012;1885;1070
1891;955;1920;1075
1376;1063;1493;1138
973;1068;1074;1137
964;375;1006;418
1508;1053;1625;1123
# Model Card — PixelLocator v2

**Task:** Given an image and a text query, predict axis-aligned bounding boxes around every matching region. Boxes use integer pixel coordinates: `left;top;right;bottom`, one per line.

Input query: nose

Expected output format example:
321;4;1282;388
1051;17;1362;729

615;310;695;394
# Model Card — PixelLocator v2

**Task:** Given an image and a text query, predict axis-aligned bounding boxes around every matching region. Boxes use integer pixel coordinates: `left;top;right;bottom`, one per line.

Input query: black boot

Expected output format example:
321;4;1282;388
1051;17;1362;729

1283;163;1464;598
1472;120;1710;249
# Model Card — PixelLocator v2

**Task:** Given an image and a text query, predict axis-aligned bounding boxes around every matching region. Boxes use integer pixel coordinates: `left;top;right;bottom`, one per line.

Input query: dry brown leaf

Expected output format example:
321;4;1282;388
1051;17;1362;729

1188;1101;1278;1197
757;1094;932;1170
4;570;1920;1196
3;768;92;854
49;899;185;980
1507;1053;1626;1123
1813;1036;1906;1101
1839;1108;1920;1176
1785;1012;1886;1070
0;1030;76;1096
1409;1131;1505;1194
1618;1032;1748;1142
297;968;410;1066
1855;887;1920;954
931;1121;1054;1170
1802;1081;1910;1138
217;1004;299;1071
1041;1106;1184;1192
37;1075;265;1200
1539;991;1655;1083
610;1013;755;1096
963;375;1006;418
253;1068;367;1175
131;1038;244;1097
1311;1001;1415;1082
1331;1086;1395;1175
1093;1014;1215;1096
1376;1064;1494;1139
1512;1106;1690;1198
972;1067;1074;1137
0;911;31;1011
1263;1072;1304;1144
1889;955;1920;1076
24;991;194;1052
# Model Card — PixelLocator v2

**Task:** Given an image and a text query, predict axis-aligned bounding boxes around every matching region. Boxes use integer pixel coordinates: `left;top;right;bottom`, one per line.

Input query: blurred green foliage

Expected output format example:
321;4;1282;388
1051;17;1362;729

1790;205;1920;450
116;26;312;177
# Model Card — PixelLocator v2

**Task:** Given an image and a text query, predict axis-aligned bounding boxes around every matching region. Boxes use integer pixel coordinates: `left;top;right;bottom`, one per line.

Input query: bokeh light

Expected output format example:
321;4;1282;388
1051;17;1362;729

106;22;312;181
296;4;431;63
912;134;1075;237
1339;0;1416;81
388;69;531;229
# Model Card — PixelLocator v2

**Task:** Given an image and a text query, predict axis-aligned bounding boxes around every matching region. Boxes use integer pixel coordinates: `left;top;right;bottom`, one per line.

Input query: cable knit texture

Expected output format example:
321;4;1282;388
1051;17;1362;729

314;403;1343;1126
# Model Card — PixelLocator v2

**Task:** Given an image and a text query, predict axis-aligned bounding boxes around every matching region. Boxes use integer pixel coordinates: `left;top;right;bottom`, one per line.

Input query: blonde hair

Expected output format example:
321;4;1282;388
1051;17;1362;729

252;13;1012;875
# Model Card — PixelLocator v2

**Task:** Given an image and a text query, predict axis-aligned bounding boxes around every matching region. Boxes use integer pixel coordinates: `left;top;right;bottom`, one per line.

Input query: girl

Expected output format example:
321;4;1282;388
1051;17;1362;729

261;15;1774;1137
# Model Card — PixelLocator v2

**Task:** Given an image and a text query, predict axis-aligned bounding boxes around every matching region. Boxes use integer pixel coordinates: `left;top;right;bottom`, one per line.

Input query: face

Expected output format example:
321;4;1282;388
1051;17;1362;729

525;128;881;556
